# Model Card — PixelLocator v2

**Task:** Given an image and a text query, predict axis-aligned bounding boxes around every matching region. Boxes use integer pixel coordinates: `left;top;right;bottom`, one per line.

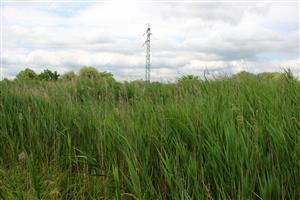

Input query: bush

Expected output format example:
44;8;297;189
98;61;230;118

60;71;77;81
177;75;200;84
232;71;256;81
79;66;115;81
15;68;37;80
38;69;59;81
79;67;100;79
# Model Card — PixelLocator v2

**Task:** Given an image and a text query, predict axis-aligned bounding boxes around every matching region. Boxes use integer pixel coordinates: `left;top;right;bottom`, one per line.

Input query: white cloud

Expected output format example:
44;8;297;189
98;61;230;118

1;1;299;81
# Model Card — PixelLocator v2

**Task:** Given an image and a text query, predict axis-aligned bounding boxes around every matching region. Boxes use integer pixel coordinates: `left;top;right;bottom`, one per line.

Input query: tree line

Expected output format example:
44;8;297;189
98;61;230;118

12;66;297;83
15;66;114;81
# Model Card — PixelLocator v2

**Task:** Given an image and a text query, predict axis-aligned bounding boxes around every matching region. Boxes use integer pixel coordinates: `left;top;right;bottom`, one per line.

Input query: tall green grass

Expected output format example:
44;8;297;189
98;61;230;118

0;73;299;199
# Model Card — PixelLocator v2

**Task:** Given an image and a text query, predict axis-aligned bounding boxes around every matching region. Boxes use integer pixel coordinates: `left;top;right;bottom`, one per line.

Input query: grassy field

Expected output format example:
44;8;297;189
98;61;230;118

0;71;299;199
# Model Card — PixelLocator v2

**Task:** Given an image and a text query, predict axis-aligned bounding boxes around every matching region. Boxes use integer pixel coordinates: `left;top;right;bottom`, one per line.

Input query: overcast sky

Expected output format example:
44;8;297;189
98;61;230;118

1;0;299;81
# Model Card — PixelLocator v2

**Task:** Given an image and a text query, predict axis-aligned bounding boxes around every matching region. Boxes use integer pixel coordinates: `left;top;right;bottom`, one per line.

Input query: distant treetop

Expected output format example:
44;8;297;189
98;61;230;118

16;68;37;80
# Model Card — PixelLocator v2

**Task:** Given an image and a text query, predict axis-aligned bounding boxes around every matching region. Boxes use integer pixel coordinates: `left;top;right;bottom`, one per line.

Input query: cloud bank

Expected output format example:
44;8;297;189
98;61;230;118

2;1;299;81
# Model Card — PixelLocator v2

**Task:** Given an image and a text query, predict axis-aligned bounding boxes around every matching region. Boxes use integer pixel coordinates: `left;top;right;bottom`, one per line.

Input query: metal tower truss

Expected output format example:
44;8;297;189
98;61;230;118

143;24;151;82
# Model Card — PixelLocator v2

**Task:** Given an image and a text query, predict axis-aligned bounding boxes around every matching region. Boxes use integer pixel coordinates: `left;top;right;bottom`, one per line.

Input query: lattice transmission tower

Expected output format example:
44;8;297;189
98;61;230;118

143;24;151;82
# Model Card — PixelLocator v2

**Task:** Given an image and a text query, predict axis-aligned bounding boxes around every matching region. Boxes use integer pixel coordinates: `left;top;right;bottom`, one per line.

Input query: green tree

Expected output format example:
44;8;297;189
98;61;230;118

79;67;100;79
98;71;114;80
232;71;256;81
257;72;283;80
61;71;77;81
38;69;59;81
15;68;37;80
79;66;115;81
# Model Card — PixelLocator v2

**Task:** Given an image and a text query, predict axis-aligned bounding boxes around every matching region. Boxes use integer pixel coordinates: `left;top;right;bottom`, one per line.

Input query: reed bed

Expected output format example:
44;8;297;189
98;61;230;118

0;73;299;199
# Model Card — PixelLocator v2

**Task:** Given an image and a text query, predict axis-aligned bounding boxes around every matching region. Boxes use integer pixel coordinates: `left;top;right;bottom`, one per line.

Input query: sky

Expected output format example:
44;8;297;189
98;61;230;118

1;0;299;81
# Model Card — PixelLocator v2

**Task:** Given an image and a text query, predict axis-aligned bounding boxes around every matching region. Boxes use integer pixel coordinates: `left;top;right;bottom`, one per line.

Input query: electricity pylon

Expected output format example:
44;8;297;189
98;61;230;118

143;24;151;82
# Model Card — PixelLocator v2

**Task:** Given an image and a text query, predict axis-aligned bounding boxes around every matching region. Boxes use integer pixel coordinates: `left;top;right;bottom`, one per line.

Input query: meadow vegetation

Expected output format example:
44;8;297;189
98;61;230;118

0;67;299;199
